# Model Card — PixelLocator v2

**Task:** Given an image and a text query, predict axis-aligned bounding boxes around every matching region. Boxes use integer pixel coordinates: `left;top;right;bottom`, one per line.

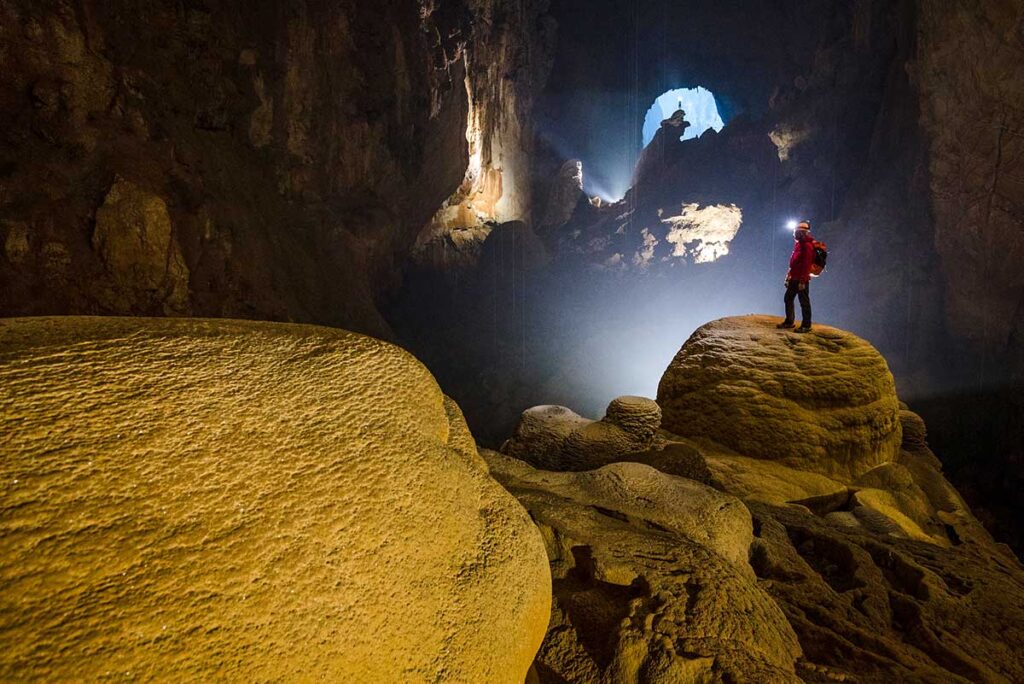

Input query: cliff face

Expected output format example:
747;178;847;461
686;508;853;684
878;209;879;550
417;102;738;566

916;0;1024;360
412;0;555;272
0;0;552;337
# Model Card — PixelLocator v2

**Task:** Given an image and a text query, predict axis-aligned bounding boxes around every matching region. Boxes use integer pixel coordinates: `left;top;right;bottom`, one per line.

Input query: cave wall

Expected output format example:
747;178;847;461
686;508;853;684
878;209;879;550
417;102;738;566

0;0;553;338
412;0;555;273
916;0;1024;371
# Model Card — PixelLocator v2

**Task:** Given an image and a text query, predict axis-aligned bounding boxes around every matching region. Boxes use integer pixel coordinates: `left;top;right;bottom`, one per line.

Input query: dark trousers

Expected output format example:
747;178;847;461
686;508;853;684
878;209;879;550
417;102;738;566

784;281;811;327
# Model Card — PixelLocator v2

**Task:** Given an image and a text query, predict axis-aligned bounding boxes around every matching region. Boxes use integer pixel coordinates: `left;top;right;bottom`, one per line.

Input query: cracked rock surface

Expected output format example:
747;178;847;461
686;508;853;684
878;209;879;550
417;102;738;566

486;451;803;683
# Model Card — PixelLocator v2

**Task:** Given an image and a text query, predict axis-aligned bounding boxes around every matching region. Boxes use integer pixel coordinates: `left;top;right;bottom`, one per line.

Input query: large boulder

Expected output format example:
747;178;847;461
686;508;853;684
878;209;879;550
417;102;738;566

658;315;902;481
0;317;550;681
484;452;803;683
502;396;661;471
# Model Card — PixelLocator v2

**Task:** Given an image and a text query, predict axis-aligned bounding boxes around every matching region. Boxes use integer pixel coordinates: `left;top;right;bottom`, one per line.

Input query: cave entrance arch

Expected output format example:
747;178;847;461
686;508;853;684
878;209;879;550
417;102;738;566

642;87;725;147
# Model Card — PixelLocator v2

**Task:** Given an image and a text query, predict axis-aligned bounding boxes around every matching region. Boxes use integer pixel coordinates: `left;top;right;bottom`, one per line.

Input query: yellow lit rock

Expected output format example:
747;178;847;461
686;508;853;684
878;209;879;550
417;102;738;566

484;451;803;682
0;317;550;681
658;315;902;482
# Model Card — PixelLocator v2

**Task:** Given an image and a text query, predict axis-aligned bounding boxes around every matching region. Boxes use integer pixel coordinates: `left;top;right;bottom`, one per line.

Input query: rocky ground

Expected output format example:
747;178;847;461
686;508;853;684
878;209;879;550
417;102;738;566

0;316;550;682
500;315;1024;683
2;314;1020;682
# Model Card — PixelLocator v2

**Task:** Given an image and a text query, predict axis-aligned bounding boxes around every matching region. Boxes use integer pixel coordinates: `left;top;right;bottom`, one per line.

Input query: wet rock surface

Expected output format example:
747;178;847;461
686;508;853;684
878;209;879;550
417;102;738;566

0;316;550;681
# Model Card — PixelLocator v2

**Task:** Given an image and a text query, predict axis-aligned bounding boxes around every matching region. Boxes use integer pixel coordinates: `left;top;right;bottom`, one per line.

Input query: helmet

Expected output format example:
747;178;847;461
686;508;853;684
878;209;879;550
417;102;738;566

797;220;811;231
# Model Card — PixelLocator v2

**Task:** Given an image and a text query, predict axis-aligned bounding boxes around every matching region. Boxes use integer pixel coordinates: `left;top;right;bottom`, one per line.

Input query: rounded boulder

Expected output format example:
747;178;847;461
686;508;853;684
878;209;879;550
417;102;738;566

0;317;550;681
657;316;901;481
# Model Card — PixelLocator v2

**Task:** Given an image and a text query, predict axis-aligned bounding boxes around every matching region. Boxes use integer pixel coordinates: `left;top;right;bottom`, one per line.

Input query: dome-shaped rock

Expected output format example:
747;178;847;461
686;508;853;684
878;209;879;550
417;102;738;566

0;317;550;681
657;315;901;481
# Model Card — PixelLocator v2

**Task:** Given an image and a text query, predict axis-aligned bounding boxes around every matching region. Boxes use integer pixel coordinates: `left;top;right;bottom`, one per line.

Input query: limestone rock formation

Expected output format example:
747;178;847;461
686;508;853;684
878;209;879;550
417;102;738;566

747;499;1024;682
92;178;190;314
485;452;803;683
658;315;902;481
0;0;554;337
502;396;661;471
537;159;584;235
486;316;1024;682
0;317;550;681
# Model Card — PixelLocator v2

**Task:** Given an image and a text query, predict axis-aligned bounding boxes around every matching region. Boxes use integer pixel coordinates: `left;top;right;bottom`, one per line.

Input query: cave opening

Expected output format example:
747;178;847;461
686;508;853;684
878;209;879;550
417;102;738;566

642;86;725;146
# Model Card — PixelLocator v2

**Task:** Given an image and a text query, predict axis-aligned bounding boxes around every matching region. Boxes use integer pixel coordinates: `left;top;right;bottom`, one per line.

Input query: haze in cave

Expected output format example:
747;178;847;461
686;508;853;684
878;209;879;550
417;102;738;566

1;1;1023;682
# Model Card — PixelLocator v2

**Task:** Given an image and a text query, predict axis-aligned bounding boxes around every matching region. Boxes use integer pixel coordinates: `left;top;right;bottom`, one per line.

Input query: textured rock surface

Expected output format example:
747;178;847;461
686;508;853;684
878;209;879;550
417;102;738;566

91;178;190;314
503;396;661;471
537;159;583;234
917;0;1024;353
0;0;553;337
747;500;1024;683
484;451;803;683
0;317;550;681
658;316;902;481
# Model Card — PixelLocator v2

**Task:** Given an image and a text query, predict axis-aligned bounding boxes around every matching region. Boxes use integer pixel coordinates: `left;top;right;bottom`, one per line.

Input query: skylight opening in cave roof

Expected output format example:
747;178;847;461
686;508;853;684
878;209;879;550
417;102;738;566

642;87;725;147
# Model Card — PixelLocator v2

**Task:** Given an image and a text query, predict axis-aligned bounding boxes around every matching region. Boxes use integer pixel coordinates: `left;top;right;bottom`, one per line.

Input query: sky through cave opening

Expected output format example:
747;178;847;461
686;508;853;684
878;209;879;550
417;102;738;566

642;86;725;147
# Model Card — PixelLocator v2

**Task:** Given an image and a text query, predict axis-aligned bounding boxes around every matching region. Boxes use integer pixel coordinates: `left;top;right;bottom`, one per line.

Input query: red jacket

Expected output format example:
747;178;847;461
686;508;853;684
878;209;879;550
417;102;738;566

787;233;816;283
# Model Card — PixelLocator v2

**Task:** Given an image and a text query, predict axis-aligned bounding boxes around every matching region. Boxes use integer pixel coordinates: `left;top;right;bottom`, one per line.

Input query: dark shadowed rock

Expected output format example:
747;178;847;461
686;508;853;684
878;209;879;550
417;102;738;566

502;396;661;471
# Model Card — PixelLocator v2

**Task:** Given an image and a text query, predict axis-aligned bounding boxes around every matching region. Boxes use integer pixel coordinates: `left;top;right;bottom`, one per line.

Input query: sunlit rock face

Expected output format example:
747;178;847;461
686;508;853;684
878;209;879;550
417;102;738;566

658;316;902;482
660;202;742;264
413;0;555;271
0;317;551;681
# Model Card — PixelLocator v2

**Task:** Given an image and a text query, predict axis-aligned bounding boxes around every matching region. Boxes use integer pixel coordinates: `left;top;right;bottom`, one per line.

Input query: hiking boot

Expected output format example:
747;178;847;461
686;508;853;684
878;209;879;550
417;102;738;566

776;321;796;329
795;325;812;334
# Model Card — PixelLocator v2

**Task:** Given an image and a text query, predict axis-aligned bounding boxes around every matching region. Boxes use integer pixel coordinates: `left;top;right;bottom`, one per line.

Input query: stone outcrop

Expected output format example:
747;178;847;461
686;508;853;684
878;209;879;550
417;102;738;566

489;316;1024;682
0;317;550;681
747;499;1024;683
502;395;661;471
91;178;190;314
485;452;803;683
658;316;902;481
0;0;553;337
537;159;584;235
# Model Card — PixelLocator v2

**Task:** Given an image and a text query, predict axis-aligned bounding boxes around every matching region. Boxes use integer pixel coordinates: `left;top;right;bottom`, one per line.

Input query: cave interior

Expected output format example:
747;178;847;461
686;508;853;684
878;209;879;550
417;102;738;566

1;0;1024;680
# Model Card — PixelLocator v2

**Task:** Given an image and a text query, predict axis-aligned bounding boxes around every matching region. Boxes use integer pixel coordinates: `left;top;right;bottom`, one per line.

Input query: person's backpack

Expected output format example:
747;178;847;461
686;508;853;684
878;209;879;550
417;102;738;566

810;240;828;277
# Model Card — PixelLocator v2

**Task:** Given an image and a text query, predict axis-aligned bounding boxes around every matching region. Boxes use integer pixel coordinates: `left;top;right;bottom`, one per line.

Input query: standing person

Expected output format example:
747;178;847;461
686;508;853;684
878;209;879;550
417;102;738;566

778;220;815;333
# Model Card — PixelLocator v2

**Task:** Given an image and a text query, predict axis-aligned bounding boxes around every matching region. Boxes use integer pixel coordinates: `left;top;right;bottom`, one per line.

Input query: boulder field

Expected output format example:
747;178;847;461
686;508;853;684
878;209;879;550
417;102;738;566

2;314;1022;682
504;315;1024;683
0;317;550;682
